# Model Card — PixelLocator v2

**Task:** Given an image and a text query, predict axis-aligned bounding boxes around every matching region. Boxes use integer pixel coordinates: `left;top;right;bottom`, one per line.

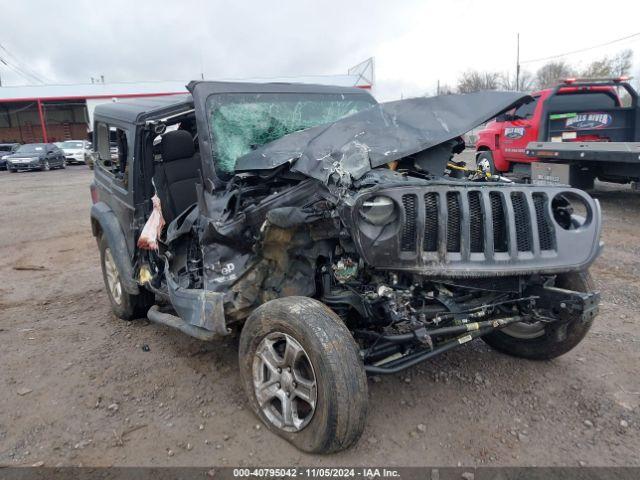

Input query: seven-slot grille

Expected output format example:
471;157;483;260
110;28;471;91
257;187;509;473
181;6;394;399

399;188;557;259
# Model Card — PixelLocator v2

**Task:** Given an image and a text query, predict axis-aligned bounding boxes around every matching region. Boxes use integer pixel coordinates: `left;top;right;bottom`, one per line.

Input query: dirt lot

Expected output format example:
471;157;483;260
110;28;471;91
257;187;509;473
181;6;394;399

0;165;639;467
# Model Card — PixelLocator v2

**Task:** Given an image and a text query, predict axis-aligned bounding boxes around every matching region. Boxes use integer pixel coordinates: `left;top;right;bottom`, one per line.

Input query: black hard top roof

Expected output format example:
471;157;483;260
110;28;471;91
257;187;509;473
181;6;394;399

93;81;375;124
93;94;193;124
186;80;374;97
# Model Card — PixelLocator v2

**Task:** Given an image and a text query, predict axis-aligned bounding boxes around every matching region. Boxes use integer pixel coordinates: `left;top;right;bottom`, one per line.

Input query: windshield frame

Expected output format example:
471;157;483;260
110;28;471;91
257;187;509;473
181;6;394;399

205;91;378;179
188;81;378;188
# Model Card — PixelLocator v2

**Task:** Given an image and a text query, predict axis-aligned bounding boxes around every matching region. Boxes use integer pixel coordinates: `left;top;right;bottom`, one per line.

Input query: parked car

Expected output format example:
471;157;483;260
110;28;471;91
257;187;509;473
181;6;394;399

0;143;20;170
90;82;601;454
476;77;639;189
59;140;91;165
6;143;66;172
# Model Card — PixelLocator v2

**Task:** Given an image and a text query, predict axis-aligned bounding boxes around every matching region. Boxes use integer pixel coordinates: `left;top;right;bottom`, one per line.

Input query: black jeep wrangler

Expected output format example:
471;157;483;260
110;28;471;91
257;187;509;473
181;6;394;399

90;82;601;453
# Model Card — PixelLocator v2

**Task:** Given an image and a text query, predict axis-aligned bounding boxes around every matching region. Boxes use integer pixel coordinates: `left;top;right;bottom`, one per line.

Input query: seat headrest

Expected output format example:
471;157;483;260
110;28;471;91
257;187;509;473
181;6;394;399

161;130;195;162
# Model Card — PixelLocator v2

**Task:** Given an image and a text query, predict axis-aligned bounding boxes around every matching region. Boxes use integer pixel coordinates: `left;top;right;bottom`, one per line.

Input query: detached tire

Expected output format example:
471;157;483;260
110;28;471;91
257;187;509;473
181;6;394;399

239;296;368;454
483;271;596;360
476;150;497;175
98;235;153;320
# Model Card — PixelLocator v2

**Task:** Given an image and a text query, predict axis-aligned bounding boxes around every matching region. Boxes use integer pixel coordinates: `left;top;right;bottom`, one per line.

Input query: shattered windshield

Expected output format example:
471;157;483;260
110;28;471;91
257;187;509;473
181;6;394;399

207;93;376;175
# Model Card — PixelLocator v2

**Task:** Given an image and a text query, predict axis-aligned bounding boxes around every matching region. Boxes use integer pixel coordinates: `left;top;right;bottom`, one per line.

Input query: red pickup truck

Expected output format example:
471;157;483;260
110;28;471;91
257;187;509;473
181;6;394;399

476;78;640;189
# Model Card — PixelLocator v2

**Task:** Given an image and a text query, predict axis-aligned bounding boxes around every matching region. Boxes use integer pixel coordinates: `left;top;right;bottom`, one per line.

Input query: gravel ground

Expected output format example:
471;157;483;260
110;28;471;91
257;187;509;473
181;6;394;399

0;165;638;467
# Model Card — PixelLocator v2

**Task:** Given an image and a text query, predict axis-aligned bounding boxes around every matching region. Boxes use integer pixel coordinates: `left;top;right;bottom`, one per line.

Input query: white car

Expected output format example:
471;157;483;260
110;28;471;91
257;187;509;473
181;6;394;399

59;140;90;165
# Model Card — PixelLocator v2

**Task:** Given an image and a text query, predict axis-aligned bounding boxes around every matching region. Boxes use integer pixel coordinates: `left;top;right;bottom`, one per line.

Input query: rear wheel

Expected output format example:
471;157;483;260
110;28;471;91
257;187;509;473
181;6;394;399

482;271;596;360
239;297;368;453
99;235;153;320
42;160;50;171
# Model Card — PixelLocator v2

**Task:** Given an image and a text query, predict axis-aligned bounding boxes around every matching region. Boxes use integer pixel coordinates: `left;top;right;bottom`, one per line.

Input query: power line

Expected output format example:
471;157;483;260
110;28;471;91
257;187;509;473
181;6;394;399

521;31;640;64
0;55;41;84
0;54;44;84
0;42;50;83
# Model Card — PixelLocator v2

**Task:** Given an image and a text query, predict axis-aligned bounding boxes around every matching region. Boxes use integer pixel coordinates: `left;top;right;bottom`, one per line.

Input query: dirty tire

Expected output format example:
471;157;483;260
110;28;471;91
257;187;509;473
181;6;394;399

483;271;596;360
476;150;496;175
98;235;153;320
239;296;368;454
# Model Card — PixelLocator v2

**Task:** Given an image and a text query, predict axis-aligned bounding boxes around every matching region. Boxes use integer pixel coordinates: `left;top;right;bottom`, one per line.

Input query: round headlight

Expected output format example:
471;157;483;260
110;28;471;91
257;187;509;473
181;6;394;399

360;195;397;225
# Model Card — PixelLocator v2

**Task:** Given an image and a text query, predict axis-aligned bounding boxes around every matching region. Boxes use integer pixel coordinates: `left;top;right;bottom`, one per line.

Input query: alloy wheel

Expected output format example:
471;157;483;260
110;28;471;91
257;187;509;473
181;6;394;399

104;248;123;305
252;332;317;432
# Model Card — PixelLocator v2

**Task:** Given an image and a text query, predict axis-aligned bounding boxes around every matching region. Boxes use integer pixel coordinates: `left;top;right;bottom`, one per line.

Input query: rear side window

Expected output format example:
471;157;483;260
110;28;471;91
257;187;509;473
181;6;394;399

96;122;129;183
547;92;618;111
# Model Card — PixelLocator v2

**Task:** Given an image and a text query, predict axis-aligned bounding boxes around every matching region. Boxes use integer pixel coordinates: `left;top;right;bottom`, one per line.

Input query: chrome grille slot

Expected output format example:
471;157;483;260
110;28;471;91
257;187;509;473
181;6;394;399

401;194;418;251
533;193;555;251
446;192;461;252
511;192;532;252
490;192;508;253
468;191;484;253
423;192;439;252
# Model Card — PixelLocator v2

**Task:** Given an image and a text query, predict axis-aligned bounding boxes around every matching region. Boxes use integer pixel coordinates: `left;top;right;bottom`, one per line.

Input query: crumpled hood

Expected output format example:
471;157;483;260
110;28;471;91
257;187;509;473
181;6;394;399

235;90;531;183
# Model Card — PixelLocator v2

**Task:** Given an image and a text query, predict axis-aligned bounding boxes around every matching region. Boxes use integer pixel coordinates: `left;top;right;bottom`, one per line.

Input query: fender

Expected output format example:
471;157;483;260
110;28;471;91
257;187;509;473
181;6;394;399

90;202;140;295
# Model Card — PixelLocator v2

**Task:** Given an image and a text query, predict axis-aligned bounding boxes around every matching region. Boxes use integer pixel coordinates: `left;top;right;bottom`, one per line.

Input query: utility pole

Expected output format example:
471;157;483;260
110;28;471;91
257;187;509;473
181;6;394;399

437;79;440;95
516;33;521;91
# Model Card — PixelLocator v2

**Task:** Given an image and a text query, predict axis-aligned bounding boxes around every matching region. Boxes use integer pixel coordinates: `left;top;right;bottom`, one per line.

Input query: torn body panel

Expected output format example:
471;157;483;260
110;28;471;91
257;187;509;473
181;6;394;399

234;91;532;183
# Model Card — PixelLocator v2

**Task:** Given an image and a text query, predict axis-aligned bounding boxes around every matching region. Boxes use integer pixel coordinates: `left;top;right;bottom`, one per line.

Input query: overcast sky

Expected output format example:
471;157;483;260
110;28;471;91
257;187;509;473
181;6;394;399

1;0;640;101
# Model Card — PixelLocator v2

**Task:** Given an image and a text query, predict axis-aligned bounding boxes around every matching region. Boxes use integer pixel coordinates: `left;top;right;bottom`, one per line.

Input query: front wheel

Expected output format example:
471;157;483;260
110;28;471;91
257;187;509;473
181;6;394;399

476;150;497;175
42;160;50;171
239;297;368;454
482;271;596;360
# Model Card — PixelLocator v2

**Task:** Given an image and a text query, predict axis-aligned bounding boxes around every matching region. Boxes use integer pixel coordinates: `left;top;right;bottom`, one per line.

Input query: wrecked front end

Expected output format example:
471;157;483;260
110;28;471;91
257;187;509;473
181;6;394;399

142;85;602;374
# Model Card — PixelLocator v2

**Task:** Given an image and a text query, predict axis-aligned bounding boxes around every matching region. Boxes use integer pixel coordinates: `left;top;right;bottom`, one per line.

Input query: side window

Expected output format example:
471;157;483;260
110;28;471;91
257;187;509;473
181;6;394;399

96;122;129;183
514;96;539;119
97;122;111;166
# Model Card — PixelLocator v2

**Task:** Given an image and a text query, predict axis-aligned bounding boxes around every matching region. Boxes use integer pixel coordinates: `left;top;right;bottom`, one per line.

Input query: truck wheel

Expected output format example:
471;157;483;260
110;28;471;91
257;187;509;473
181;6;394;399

238;296;368;454
482;271;596;360
476;151;496;175
99;235;153;320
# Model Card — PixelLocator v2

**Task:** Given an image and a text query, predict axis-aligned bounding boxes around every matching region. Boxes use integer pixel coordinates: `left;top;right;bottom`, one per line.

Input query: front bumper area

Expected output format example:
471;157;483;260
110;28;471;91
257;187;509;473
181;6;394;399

7;161;43;171
343;183;602;277
65;153;86;164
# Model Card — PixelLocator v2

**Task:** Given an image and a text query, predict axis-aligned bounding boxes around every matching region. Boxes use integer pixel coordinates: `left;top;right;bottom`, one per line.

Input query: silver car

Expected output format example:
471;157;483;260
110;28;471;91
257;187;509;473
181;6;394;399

59;140;90;165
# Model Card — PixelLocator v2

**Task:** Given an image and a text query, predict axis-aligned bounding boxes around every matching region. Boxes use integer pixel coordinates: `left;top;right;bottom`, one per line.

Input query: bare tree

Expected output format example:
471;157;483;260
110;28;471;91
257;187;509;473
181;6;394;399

457;70;500;93
582;49;633;77
500;70;535;91
535;61;574;89
611;49;633;77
